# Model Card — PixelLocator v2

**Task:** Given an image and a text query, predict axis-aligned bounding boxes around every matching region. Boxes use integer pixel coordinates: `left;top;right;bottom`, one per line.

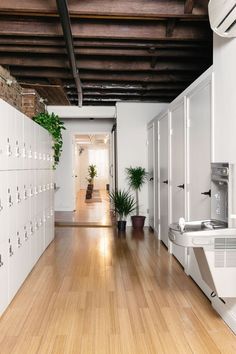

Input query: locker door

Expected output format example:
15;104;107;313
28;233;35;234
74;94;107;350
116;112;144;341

0;100;10;170
187;79;212;298
14;110;23;170
187;82;211;221
0;241;9;315
6;105;15;170
0;171;8;244
170;99;186;266
158;113;169;247
147;123;155;229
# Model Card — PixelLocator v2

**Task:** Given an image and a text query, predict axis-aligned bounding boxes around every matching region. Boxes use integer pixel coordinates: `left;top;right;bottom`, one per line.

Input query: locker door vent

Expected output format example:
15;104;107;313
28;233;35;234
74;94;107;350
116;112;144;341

214;238;236;268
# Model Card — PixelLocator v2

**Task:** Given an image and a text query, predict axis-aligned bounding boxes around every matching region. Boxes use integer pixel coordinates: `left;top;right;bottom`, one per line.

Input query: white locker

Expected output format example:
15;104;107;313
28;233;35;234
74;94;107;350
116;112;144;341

169;99;187;267
6;104;15;170
0;100;10;170
14;110;24;170
0;241;9;315
0;172;8;243
158;113;169;247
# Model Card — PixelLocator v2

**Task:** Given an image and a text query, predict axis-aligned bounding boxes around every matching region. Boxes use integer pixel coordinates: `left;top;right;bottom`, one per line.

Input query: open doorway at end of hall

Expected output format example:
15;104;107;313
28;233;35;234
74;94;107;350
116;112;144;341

73;133;112;225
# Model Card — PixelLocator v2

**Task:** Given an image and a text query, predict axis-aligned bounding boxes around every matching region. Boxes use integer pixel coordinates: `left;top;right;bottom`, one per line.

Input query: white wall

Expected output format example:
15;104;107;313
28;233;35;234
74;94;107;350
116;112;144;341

116;102;167;225
54;119;114;211
48;105;116;119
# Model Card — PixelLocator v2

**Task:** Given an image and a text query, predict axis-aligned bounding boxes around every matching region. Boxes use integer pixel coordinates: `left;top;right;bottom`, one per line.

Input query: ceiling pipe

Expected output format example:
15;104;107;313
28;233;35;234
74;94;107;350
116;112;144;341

56;0;83;107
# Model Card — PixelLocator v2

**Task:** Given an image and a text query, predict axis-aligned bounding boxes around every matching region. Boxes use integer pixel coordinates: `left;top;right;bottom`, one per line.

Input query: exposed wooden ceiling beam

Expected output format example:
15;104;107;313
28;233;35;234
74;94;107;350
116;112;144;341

0;37;211;48
0;0;208;19
0;45;211;58
0;18;211;41
12;68;201;83
4;56;208;71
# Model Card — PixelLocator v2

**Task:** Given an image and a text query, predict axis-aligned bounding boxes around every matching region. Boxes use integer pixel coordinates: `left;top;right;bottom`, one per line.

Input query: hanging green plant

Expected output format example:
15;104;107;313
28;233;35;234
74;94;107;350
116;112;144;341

33;111;66;169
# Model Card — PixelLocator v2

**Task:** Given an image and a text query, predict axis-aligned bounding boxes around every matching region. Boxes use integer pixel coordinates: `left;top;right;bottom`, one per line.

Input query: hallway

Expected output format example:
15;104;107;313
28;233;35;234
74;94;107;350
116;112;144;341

0;227;235;354
55;190;112;227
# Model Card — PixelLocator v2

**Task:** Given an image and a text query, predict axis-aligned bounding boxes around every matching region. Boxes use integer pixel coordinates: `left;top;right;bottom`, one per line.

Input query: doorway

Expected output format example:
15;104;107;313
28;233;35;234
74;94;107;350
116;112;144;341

73;133;112;225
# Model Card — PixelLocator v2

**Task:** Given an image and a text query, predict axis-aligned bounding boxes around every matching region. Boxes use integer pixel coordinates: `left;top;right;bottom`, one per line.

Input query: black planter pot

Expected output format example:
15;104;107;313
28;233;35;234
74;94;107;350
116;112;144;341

87;184;94;191
117;220;127;232
131;215;146;229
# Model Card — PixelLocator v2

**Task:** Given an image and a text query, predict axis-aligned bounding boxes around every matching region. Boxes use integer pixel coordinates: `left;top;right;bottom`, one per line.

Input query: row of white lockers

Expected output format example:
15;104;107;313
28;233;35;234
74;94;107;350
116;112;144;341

0;208;54;315
0;99;53;170
0;169;54;315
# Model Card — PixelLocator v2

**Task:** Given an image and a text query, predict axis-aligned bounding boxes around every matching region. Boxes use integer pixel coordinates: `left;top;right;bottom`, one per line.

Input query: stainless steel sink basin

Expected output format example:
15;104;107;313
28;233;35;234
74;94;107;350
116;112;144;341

170;220;227;234
168;220;235;248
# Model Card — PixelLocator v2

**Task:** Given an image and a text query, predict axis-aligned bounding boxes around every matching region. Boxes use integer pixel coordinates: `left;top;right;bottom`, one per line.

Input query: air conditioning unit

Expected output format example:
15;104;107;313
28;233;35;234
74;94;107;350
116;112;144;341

208;0;236;38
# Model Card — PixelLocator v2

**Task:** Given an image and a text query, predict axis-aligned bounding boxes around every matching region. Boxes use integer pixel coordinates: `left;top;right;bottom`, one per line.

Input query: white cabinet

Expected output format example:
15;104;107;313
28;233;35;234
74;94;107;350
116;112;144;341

158;113;169;247
0;98;54;317
186;78;213;297
169;98;186;266
147;123;155;229
186;79;212;221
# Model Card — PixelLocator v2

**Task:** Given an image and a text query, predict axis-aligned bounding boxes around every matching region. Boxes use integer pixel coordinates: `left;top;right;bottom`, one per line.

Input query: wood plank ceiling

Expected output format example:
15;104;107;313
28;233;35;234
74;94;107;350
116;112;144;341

0;0;212;106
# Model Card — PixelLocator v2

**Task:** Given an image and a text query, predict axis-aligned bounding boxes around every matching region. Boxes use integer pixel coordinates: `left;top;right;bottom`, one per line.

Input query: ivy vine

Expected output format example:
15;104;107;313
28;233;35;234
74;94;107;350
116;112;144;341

33;112;66;169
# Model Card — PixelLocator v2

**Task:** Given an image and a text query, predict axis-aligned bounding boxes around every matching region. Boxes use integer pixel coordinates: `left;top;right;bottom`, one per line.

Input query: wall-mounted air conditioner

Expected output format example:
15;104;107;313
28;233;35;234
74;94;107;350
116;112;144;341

208;0;236;38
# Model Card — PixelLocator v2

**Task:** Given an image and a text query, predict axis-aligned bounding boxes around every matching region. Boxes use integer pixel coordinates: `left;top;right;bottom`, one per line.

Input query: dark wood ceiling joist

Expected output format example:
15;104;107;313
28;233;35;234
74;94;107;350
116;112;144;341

2;55;208;71
0;0;209;19
0;18;211;41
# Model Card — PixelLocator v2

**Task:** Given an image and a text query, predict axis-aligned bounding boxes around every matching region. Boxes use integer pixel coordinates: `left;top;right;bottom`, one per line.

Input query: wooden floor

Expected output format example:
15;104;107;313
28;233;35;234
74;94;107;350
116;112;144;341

55;190;112;227
0;227;236;353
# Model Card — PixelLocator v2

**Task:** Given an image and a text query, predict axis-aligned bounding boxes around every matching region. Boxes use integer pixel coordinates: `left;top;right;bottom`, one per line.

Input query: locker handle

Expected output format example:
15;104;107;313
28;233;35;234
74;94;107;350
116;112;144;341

0;255;3;267
177;184;185;189
162;180;168;185
8;196;13;207
7;145;12;156
15;146;20;157
9;246;13;257
201;189;211;197
150;177;154;181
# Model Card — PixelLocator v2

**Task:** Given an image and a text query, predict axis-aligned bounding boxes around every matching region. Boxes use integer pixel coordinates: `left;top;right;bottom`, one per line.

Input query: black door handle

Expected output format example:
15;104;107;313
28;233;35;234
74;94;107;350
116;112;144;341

177;184;184;189
163;180;168;185
150;177;153;181
201;189;211;197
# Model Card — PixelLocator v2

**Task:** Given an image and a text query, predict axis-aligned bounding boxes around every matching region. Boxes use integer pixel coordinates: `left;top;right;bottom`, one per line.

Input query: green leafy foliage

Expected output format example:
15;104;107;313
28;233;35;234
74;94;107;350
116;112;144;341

33;112;65;169
125;166;148;215
109;189;136;221
86;164;97;183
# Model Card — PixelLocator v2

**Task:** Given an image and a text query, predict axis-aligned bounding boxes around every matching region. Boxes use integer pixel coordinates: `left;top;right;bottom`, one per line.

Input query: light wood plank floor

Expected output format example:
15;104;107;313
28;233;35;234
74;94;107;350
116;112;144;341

0;227;236;353
55;190;112;227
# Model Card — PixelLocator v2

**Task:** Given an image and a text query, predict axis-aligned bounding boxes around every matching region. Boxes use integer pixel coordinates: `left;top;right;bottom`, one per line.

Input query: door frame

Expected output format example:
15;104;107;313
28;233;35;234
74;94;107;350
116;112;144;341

71;131;116;210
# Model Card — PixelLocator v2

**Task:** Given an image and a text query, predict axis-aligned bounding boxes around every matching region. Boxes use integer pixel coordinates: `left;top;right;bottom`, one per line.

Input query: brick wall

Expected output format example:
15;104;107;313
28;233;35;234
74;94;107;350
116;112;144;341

21;88;46;118
0;65;46;118
0;66;22;111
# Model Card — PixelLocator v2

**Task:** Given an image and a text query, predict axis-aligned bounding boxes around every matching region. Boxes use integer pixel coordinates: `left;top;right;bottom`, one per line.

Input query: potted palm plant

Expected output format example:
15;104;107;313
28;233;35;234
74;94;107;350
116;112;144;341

125;166;149;229
109;189;136;231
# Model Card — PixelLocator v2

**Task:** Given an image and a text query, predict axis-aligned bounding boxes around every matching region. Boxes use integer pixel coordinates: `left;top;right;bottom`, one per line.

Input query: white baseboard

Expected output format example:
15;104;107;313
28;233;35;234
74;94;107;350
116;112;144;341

212;298;236;334
55;208;74;212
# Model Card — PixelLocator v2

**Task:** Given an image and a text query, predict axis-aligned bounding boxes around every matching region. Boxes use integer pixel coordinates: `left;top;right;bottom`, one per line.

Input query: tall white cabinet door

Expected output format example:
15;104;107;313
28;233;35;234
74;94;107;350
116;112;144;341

170;100;186;266
158;113;169;247
147;123;154;229
187;81;212;221
187;78;212;298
